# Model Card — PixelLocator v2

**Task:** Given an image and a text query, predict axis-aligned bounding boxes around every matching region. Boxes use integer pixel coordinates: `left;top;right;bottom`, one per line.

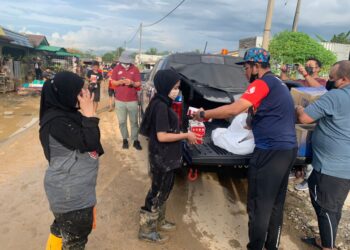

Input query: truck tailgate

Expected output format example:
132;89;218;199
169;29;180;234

182;120;310;167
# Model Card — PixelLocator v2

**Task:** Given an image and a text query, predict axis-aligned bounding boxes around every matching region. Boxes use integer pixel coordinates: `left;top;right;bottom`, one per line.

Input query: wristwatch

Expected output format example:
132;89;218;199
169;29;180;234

199;111;205;119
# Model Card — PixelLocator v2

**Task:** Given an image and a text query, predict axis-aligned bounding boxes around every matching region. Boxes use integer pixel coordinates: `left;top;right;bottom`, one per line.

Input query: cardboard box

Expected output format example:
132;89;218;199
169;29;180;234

291;87;327;107
295;124;315;158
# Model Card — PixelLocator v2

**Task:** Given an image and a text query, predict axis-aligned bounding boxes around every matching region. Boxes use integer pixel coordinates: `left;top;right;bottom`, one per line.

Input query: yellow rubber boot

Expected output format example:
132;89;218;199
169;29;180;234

45;233;62;250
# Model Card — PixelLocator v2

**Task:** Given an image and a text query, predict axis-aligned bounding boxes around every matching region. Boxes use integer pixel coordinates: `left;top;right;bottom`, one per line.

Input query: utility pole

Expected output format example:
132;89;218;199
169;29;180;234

124;40;126;50
292;0;302;32
139;23;143;65
262;0;275;50
203;41;208;54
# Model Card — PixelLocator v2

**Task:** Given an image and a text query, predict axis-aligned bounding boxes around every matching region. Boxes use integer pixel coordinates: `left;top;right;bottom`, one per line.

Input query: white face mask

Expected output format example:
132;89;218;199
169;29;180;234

121;63;130;70
168;89;179;100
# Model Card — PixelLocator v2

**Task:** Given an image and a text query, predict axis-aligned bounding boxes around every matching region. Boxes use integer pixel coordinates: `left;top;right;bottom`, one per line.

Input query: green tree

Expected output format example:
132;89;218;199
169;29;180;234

269;31;337;69
330;31;350;44
102;52;116;62
145;48;158;55
115;47;125;59
80;49;96;59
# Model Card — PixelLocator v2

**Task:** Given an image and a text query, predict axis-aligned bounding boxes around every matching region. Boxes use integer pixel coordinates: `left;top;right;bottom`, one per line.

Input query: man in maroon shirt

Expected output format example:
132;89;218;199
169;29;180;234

111;52;142;150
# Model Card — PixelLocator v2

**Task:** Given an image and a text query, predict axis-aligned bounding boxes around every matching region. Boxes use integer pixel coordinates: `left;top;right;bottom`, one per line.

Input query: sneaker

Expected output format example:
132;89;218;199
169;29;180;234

133;140;142;150
295;180;309;191
122;139;129;149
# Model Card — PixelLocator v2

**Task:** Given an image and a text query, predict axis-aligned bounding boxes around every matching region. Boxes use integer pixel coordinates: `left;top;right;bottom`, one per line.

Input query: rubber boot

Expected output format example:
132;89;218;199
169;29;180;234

45;233;62;250
158;204;176;232
138;209;169;244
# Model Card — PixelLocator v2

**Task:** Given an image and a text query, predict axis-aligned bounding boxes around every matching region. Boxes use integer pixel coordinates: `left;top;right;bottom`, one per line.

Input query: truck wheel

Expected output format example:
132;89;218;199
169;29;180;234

188;168;199;182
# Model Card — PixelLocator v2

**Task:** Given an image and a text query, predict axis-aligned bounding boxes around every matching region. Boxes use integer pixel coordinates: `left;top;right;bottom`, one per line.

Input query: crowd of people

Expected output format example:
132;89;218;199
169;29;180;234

38;49;350;250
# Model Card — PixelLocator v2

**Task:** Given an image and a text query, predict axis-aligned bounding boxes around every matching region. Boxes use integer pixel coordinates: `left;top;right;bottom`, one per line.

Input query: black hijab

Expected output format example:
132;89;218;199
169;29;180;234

39;71;84;125
139;69;181;137
39;71;86;160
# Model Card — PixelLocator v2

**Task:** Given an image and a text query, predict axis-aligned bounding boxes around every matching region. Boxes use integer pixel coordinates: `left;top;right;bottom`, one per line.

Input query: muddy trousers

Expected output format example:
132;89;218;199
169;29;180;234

50;207;93;250
143;168;176;212
247;148;297;250
308;170;350;249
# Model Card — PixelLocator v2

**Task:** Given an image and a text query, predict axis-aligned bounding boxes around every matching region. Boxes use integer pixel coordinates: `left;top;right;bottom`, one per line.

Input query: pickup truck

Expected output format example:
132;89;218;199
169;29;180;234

140;53;309;180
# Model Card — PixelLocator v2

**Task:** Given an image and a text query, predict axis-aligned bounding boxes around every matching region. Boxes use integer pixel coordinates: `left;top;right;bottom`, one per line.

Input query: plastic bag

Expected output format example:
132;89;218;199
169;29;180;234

211;113;255;155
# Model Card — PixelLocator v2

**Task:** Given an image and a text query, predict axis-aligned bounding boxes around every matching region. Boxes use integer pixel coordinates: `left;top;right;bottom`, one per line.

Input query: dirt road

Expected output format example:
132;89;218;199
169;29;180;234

0;92;348;250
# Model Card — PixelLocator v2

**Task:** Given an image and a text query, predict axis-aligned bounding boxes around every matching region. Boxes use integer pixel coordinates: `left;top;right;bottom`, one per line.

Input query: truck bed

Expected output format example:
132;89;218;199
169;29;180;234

183;120;251;167
182;119;310;168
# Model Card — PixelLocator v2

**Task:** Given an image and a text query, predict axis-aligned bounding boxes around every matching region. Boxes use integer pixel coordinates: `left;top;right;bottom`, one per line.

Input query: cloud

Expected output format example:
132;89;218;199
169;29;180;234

2;0;350;54
19;27;42;35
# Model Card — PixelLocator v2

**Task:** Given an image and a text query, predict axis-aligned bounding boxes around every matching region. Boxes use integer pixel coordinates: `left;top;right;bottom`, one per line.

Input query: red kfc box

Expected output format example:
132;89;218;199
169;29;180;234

189;120;206;144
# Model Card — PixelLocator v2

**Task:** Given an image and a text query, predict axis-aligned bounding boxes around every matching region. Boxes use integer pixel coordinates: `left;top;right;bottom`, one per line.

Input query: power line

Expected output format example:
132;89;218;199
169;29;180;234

126;25;140;44
143;0;186;27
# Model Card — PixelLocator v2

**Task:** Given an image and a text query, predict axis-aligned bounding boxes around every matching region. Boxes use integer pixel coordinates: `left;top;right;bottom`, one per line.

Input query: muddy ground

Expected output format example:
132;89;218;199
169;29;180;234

0;87;349;250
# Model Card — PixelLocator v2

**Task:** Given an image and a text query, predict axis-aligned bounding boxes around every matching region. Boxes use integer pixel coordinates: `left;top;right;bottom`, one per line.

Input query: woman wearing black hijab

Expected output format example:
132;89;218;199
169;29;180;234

138;69;197;243
39;71;103;249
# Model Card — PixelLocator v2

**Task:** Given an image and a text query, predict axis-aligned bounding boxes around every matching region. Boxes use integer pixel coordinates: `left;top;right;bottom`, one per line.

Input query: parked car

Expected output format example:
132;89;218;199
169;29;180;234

140;53;308;180
140;69;151;85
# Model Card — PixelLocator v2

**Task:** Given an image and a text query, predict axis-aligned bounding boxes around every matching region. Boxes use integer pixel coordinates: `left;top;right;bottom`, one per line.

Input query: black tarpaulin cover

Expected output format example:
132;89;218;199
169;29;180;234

164;53;248;104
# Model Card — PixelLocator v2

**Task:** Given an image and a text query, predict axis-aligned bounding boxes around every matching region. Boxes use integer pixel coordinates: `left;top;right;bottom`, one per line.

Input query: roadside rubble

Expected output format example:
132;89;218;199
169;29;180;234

286;179;350;250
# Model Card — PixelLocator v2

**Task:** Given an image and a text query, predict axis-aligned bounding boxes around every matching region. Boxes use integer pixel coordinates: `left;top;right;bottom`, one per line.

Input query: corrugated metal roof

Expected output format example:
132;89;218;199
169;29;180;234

1;27;33;48
56;51;78;57
36;45;66;52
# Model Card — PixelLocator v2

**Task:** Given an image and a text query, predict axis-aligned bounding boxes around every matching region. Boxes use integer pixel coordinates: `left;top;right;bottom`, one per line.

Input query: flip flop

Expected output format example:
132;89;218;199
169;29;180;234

301;237;322;249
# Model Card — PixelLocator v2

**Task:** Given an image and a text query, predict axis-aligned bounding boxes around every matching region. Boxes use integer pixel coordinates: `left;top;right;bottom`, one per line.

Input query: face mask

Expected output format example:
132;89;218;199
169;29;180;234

121;63;130;69
249;73;258;83
326;80;337;91
305;66;313;76
168;89;180;100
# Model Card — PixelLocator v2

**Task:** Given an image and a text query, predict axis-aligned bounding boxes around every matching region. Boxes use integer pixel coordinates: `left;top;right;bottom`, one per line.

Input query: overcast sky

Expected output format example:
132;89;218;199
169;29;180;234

1;0;349;54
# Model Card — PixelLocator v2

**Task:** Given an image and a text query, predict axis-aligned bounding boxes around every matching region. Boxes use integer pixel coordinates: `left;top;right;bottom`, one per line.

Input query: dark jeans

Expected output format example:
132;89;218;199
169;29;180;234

35;69;42;80
108;88;115;97
88;84;100;102
247;148;297;250
51;207;93;250
143;167;176;212
308;170;350;249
